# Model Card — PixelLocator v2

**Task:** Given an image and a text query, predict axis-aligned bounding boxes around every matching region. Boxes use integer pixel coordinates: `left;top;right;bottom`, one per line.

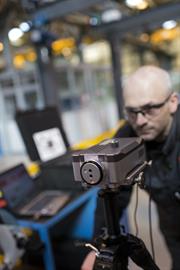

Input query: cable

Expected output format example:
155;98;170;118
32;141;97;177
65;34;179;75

133;176;156;262
148;179;156;262
133;184;139;237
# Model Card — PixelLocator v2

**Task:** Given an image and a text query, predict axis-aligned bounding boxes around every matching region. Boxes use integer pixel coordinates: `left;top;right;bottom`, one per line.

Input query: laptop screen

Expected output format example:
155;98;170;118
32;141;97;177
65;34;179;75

15;107;69;162
0;164;35;209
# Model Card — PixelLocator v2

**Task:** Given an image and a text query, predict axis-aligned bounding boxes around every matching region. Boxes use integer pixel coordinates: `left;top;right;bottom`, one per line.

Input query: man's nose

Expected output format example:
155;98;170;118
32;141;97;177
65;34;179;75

135;112;148;126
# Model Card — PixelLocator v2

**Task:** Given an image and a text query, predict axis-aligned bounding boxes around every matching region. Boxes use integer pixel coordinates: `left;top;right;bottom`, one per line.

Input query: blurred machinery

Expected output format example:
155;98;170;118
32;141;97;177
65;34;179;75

0;225;27;270
0;209;43;270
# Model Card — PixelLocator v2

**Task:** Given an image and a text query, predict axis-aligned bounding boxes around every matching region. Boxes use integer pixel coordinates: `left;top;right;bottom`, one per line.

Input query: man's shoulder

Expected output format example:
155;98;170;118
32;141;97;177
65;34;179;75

114;121;135;138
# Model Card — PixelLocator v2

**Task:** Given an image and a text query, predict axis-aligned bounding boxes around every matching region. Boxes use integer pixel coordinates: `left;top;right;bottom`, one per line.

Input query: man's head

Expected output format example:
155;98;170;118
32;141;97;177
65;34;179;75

123;65;179;141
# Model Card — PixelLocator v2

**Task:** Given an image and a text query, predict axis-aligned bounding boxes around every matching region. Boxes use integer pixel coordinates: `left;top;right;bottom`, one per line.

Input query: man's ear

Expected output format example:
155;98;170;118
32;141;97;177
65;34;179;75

169;92;179;114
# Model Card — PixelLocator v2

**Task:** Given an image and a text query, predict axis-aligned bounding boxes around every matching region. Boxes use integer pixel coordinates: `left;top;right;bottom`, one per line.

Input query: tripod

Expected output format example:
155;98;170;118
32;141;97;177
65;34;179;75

93;189;160;270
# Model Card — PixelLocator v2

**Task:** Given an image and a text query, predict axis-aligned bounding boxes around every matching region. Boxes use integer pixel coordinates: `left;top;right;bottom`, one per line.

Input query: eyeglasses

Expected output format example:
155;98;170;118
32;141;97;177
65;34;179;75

125;93;172;121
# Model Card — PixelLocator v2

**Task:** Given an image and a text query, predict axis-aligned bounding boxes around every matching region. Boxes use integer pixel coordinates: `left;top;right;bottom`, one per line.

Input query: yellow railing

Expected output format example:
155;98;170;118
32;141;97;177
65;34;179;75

72;119;126;150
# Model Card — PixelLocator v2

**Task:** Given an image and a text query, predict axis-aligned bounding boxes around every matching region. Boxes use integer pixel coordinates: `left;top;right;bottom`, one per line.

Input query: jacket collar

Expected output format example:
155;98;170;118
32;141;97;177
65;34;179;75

162;105;180;155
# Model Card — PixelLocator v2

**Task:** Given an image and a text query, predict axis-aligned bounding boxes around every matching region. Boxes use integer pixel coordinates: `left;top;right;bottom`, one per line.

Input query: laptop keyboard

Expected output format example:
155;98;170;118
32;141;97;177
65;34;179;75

28;194;58;212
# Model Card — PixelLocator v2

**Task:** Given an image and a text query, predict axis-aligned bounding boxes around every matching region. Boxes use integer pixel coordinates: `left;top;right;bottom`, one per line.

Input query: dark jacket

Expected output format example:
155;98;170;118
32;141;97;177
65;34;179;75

94;105;180;236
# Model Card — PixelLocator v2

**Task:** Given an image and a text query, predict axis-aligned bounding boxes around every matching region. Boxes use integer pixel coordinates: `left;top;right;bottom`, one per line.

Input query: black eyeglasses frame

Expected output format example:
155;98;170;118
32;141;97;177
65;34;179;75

125;93;172;118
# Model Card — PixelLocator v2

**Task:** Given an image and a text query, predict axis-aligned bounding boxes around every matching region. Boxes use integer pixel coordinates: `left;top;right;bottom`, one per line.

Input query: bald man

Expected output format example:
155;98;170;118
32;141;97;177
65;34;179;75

81;66;180;270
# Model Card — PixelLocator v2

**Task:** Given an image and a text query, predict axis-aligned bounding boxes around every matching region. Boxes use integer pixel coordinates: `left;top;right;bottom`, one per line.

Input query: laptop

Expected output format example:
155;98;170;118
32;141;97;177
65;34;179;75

0;164;70;218
15;107;82;192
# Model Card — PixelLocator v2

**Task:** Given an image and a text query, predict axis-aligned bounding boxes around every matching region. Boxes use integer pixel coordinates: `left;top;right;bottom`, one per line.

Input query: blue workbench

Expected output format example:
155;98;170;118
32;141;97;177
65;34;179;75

18;187;98;270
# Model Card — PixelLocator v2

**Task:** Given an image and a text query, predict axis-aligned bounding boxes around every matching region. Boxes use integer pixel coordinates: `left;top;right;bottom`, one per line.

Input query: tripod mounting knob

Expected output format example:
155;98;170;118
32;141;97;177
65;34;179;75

85;243;100;256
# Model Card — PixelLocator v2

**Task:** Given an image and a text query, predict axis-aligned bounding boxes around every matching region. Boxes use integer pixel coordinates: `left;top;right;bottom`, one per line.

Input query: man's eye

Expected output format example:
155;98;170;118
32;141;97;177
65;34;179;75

126;109;135;114
145;107;155;114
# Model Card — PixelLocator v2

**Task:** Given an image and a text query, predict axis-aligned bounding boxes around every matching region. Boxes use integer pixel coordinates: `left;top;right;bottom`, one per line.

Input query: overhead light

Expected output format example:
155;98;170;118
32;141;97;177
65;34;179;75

0;42;4;52
8;28;23;42
89;17;99;26
140;33;149;42
125;0;149;10
151;28;179;43
13;54;25;69
162;20;177;30
31;29;42;43
19;21;32;32
26;50;37;62
101;8;122;23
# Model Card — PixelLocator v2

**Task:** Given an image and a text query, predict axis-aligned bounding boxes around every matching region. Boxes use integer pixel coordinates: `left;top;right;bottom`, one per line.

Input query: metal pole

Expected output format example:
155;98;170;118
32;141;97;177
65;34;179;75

34;45;70;147
35;45;60;108
109;36;124;119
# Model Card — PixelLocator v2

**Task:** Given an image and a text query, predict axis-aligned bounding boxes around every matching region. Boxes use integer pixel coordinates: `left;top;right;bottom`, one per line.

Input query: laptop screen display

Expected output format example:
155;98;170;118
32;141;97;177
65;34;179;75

0;164;35;208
